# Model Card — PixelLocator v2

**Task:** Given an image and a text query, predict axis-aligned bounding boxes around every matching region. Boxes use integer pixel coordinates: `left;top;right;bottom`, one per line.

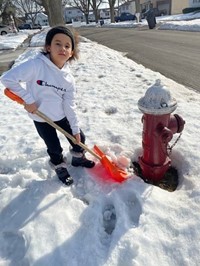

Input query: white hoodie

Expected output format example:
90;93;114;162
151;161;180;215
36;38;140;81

1;53;80;135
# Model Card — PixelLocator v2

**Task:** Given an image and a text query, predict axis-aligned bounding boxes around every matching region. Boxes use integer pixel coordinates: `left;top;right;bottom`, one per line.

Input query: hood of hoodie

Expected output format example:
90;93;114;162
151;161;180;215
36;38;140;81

35;52;71;75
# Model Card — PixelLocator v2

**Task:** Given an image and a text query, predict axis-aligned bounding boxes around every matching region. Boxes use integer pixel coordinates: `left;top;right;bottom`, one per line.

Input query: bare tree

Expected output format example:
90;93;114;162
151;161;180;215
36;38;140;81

0;0;15;24
108;0;116;23
90;0;103;23
14;0;43;25
134;0;141;22
135;0;140;13
67;0;90;24
0;0;6;18
36;0;64;26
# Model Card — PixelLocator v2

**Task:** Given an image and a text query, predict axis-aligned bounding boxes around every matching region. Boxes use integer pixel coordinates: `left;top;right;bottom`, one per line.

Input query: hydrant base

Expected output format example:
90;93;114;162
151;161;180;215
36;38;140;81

132;161;179;192
139;156;171;182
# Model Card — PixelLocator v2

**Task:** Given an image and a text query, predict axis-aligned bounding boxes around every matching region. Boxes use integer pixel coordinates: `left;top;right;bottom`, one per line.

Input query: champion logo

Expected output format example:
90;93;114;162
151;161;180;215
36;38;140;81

37;80;45;86
36;80;67;92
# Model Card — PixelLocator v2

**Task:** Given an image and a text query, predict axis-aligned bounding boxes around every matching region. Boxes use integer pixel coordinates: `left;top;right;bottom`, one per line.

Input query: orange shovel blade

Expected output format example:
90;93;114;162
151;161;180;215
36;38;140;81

4;88;24;105
93;145;129;182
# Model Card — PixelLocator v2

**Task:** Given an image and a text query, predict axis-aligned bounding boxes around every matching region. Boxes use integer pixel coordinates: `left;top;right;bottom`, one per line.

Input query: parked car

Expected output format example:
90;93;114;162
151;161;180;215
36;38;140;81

0;25;13;35
18;23;42;30
32;24;42;29
115;12;136;22
18;23;32;30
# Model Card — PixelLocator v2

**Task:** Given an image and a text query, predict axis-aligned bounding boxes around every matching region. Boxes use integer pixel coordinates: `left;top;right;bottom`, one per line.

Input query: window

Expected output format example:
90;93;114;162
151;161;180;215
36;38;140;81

193;0;200;3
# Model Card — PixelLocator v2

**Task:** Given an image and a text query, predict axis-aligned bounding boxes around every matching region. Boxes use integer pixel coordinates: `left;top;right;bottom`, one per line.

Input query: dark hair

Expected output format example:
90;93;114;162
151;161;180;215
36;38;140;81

43;25;79;61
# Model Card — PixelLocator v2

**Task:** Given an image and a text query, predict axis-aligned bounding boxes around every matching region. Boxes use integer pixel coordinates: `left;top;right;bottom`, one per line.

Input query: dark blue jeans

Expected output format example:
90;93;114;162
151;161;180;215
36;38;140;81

34;117;85;165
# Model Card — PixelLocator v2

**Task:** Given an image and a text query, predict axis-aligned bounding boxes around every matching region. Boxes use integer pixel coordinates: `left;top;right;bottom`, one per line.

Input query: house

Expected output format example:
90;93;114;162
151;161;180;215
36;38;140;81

99;9;112;19
64;0;200;23
26;12;49;26
64;3;118;22
189;0;200;7
34;12;48;26
99;0;136;19
118;1;136;15
140;0;200;15
64;7;84;23
99;9;109;19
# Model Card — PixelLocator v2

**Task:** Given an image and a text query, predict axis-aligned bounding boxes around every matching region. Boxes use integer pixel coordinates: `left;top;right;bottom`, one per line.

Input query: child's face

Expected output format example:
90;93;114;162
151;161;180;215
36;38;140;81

46;33;73;68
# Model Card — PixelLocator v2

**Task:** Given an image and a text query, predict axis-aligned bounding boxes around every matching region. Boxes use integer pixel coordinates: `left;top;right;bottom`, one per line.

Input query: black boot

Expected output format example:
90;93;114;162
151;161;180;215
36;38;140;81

49;161;73;186
55;167;73;186
72;155;95;168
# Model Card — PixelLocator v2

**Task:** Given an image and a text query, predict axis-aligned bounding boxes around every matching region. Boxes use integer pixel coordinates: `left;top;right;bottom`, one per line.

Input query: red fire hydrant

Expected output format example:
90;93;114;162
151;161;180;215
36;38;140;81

137;79;185;182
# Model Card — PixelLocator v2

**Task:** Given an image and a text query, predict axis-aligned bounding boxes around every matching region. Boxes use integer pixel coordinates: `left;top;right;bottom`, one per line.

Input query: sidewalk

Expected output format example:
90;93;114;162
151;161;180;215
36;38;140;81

0;33;36;75
0;47;27;74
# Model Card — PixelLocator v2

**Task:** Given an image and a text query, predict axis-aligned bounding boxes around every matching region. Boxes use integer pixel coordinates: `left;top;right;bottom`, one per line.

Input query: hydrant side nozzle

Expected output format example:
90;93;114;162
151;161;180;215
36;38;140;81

168;114;185;134
160;127;173;144
174;114;185;133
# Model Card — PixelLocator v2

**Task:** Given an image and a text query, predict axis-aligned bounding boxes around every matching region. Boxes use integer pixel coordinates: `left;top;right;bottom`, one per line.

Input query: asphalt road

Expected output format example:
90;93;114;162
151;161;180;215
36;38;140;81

77;26;200;92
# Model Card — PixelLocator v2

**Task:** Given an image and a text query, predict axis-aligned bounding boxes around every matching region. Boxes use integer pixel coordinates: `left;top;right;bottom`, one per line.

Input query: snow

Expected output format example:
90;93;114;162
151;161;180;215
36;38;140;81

0;32;27;50
0;30;41;50
0;12;200;266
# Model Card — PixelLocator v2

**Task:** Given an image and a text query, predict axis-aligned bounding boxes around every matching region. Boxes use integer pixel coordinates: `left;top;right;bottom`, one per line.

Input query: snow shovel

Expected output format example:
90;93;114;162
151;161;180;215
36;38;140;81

4;88;129;182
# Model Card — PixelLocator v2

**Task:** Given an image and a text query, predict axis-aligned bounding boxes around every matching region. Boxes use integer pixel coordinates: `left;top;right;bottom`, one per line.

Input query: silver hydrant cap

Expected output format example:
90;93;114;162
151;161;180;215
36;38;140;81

138;79;177;115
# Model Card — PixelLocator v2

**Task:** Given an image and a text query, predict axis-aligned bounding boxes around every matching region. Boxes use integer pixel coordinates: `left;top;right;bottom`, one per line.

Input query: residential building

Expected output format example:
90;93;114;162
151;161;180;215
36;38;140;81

99;9;111;19
64;0;200;23
26;12;49;26
140;0;200;15
118;1;136;15
171;0;189;14
64;7;84;23
189;0;200;7
34;12;48;26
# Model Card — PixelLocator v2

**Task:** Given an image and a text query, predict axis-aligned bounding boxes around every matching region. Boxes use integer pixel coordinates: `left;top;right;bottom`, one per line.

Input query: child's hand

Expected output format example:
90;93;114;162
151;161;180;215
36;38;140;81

74;133;81;143
24;102;38;113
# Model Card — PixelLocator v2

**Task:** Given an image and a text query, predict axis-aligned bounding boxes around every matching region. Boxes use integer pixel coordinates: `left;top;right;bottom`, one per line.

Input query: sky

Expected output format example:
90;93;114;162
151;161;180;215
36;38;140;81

0;12;200;266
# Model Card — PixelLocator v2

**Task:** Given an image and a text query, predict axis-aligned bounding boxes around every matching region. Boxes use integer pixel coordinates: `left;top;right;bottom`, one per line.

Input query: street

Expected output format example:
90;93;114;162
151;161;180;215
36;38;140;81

77;27;200;92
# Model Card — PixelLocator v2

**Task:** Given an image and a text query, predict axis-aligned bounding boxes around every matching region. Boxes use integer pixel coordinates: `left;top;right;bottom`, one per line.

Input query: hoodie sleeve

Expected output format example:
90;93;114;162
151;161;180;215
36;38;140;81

0;59;36;104
63;81;80;135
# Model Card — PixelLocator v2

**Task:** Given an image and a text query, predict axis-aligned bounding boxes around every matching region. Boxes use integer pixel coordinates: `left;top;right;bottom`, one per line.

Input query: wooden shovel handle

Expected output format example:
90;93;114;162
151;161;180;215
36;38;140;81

4;88;101;160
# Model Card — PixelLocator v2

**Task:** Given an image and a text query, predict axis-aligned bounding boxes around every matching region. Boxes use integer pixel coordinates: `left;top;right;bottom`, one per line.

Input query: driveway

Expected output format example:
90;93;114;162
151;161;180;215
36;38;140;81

77;27;200;92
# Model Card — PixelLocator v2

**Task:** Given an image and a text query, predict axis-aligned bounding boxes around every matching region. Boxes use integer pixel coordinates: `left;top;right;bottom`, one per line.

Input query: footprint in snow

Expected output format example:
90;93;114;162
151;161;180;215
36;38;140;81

119;192;142;227
102;204;117;235
105;106;118;115
0;231;29;266
0;166;14;175
102;192;142;237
